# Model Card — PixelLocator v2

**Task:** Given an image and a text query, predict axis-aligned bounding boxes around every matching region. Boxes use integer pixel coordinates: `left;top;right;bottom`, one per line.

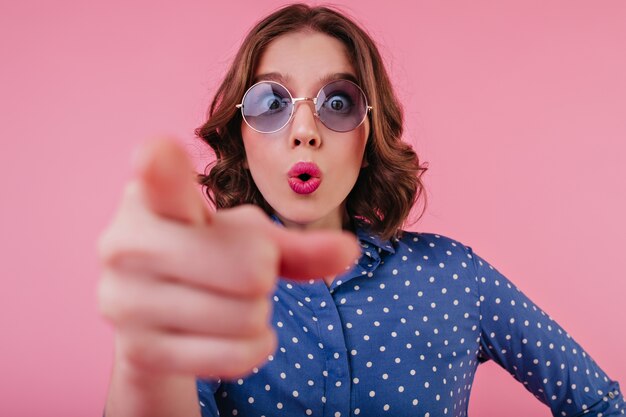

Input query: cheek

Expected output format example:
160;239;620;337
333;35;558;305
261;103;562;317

241;125;279;180
325;130;368;183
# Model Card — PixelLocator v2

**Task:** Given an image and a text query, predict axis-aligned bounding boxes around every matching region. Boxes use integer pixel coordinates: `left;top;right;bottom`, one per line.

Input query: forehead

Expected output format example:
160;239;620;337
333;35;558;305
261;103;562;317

254;31;356;92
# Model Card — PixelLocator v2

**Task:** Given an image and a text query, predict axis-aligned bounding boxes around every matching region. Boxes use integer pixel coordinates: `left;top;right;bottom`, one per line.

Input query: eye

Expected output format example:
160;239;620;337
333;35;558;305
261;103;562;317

258;94;289;113
267;97;282;110
250;92;291;114
331;99;343;110
324;93;352;113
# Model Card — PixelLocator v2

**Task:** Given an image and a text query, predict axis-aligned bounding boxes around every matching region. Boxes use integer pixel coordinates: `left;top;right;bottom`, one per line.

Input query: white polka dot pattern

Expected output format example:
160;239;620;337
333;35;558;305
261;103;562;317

197;220;624;417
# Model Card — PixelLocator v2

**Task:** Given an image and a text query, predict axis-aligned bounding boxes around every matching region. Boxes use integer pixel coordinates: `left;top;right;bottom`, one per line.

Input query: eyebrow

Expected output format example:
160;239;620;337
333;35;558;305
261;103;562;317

252;72;359;88
319;72;359;86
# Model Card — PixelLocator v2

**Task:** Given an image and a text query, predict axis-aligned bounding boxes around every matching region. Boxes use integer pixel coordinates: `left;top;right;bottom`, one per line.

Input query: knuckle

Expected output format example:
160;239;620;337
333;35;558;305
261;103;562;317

245;331;274;366
249;331;277;370
121;332;173;374
112;296;139;325
240;299;271;335
240;240;278;295
97;275;142;326
97;228;131;269
220;332;275;379
97;232;153;272
243;268;274;296
121;336;155;371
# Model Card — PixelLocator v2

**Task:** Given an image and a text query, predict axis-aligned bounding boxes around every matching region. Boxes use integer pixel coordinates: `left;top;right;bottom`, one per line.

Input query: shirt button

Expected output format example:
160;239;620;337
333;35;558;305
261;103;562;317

608;392;615;399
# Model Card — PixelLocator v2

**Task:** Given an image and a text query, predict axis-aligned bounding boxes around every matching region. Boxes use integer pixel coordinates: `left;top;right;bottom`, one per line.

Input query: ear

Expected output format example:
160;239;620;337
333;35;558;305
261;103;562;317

243;159;249;169
360;155;369;168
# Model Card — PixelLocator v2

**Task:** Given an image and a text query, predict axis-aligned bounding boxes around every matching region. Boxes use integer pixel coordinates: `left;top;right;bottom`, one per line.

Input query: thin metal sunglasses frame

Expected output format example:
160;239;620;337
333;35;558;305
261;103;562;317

235;79;374;134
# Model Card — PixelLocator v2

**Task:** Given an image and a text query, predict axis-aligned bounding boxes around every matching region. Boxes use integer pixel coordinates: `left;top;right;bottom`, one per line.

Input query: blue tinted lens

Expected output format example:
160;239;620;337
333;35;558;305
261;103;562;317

317;80;367;132
241;82;292;133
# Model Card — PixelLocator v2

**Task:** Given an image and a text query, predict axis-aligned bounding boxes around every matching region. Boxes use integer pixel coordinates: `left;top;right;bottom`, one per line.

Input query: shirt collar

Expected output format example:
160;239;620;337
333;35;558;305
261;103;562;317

355;225;396;255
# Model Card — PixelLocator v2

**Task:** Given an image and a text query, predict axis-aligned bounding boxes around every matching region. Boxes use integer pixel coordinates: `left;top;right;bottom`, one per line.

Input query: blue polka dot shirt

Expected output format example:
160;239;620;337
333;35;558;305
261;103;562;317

197;217;623;416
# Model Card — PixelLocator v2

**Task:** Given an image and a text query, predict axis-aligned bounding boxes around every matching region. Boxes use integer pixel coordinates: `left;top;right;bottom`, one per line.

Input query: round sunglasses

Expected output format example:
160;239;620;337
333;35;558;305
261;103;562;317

236;79;373;134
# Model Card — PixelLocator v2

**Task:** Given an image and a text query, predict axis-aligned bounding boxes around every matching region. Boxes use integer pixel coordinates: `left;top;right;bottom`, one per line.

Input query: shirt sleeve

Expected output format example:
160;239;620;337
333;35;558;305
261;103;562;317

465;245;624;416
196;378;221;417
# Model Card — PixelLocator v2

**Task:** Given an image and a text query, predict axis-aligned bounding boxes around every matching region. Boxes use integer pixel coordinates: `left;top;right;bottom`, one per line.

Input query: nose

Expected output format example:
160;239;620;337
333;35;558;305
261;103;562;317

288;99;322;148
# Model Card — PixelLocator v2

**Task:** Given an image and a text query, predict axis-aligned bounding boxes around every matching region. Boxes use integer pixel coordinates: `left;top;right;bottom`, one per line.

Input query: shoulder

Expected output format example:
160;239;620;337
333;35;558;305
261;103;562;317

394;230;474;260
377;230;479;278
388;230;489;281
373;230;483;301
392;231;511;291
354;222;480;272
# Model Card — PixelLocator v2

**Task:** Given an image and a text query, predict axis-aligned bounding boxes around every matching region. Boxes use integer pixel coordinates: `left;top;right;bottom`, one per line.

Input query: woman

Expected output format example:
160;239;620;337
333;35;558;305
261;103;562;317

98;4;624;417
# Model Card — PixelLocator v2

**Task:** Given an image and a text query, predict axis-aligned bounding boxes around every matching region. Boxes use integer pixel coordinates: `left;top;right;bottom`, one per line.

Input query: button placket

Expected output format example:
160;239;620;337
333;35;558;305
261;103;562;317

306;282;351;417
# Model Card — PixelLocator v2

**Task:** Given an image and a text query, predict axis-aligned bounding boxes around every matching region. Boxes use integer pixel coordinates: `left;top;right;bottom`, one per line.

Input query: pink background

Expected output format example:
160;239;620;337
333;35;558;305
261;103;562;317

1;1;624;416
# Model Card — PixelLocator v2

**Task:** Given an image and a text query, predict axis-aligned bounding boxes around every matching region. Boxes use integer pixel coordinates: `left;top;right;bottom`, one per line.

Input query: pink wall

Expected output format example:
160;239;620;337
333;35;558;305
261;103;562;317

1;1;624;415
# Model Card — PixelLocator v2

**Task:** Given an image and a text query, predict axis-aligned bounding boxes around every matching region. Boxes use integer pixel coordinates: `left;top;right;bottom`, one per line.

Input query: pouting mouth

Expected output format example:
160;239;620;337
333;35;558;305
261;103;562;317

288;162;322;180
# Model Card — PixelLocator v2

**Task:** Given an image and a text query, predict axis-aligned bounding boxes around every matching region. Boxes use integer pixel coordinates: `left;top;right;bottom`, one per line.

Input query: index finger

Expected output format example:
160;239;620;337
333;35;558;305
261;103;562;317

213;207;361;284
268;225;361;281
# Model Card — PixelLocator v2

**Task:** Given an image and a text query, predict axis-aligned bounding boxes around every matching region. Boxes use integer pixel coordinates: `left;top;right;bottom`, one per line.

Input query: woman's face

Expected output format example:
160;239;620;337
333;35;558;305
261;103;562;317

241;30;370;231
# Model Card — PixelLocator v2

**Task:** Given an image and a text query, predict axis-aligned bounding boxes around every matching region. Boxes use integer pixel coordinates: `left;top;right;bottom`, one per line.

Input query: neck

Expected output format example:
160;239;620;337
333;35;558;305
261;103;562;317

275;207;353;233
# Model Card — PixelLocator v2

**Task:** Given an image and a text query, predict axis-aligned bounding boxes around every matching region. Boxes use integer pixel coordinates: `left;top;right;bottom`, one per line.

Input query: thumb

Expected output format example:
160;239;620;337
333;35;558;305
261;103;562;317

132;137;210;226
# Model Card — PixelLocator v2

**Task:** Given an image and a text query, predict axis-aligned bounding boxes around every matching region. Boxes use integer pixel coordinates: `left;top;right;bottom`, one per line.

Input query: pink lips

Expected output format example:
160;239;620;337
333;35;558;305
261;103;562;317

287;162;322;195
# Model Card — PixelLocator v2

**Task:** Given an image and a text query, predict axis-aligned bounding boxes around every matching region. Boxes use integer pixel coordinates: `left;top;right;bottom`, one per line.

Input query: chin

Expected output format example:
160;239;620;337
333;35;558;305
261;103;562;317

274;202;344;230
278;211;320;226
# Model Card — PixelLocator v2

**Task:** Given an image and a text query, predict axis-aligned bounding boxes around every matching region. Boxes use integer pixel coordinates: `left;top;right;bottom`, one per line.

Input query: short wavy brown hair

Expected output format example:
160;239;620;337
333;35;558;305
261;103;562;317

196;3;428;240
